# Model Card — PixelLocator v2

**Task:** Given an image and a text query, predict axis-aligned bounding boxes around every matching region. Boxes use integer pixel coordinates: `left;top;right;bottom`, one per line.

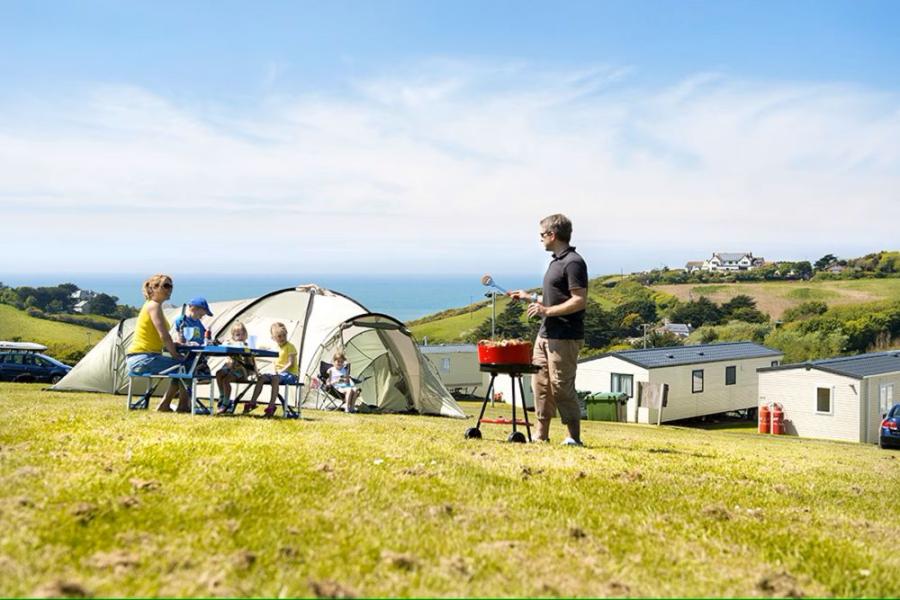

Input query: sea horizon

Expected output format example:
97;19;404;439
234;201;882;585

0;272;539;322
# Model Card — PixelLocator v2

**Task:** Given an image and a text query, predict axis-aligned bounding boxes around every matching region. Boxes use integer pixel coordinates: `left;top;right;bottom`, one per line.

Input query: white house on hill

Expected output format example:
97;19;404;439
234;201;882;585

683;252;766;272
576;342;783;423
757;351;900;444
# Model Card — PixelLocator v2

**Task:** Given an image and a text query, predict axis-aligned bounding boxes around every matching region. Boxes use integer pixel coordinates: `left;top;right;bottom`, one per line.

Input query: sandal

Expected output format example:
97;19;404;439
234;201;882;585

263;406;277;418
242;401;258;414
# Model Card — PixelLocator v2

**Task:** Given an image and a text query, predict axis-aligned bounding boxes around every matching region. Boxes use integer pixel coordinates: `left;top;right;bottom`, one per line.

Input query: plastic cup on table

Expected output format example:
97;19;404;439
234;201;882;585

248;335;258;349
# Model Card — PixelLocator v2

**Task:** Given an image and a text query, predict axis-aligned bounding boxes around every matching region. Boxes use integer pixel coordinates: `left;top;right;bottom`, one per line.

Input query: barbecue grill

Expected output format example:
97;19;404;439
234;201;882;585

465;341;536;443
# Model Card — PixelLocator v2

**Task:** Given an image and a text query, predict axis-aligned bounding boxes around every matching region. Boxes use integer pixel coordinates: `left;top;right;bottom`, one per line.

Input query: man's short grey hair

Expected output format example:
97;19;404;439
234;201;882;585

540;214;572;243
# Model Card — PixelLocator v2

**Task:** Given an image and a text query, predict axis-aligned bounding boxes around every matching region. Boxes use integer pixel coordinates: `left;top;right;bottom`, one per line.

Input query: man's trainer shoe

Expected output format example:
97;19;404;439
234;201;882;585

561;437;583;447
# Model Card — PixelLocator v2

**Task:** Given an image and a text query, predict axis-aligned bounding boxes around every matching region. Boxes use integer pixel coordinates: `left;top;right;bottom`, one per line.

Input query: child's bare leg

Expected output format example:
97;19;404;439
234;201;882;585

242;376;270;413
344;389;355;412
266;380;280;412
249;377;267;403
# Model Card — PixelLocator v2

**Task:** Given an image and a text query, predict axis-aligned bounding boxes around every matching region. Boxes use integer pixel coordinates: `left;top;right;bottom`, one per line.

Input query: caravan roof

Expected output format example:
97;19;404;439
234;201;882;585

758;350;900;379
588;341;782;369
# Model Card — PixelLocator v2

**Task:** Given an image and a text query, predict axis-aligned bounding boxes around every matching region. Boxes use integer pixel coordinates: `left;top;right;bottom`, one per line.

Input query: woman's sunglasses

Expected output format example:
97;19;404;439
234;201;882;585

160;282;173;290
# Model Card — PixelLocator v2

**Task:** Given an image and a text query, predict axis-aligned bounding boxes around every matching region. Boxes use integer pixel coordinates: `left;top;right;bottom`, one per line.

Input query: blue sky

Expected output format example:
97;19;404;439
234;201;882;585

1;1;899;275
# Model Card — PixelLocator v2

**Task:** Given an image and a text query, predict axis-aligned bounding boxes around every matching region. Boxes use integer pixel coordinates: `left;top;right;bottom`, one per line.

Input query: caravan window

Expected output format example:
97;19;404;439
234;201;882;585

610;373;633;398
440;358;451;372
816;387;832;414
879;384;894;416
692;369;704;393
725;366;736;386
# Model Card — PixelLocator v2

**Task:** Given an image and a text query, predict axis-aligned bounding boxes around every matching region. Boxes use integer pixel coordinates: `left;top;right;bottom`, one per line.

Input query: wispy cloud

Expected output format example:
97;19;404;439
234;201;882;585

1;62;898;274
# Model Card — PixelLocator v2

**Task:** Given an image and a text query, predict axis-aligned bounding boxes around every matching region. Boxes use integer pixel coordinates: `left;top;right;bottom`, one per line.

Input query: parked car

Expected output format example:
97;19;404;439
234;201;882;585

880;404;900;450
0;350;71;383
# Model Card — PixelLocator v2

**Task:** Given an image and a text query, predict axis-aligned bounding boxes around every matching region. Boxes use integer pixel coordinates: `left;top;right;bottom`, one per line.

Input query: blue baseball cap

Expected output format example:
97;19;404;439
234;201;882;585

187;297;213;316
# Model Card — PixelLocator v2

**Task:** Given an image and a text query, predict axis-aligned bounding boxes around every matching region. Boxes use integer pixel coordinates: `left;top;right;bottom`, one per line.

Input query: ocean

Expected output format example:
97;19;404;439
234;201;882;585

0;273;538;322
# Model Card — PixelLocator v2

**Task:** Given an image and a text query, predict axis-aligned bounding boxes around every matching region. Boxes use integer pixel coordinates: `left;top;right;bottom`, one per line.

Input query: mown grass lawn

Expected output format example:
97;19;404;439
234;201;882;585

2;383;899;598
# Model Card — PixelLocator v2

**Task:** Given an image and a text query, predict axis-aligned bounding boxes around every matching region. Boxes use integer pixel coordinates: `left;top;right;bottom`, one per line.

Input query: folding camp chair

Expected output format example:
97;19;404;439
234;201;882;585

316;361;370;411
317;361;348;411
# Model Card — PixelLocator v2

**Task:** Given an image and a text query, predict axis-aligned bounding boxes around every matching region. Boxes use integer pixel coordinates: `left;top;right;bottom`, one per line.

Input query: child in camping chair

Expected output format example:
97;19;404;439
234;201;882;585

327;351;361;413
215;321;256;414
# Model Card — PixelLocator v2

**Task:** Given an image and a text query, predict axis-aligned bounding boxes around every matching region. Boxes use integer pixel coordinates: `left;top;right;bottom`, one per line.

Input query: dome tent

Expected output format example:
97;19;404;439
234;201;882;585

51;285;465;419
302;312;466;418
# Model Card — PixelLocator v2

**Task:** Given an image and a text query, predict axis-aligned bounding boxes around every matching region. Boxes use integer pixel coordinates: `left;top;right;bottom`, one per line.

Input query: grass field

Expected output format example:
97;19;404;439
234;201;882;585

0;305;102;350
653;278;900;319
2;383;899;597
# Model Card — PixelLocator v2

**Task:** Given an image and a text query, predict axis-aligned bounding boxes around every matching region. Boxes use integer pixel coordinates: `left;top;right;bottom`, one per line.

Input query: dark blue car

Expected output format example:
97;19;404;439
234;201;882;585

0;351;71;383
881;404;900;450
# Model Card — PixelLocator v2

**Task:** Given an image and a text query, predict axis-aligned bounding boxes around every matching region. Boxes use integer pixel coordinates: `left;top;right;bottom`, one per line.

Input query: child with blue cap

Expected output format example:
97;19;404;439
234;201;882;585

173;297;214;413
174;297;213;346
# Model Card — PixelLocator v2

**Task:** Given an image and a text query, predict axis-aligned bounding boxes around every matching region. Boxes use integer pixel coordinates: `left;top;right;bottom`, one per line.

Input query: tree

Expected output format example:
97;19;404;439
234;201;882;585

782;301;828;322
814;254;837;271
583;299;615;349
794;261;814;279
721;294;757;314
634;330;683;349
613;299;657;336
669;297;723;328
718;294;768;323
469;300;532;341
89;293;119;317
727;307;769;324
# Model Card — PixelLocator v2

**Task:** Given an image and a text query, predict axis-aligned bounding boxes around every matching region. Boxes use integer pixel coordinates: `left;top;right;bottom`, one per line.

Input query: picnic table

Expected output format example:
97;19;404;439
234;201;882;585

172;344;281;415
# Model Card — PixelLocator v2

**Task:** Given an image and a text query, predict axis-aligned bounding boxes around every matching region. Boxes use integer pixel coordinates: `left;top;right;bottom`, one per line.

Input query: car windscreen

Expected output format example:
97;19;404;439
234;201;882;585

39;354;69;368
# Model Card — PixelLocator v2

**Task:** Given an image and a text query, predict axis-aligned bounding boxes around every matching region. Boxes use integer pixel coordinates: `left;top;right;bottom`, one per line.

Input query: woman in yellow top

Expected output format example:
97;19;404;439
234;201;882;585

244;321;298;418
125;274;190;412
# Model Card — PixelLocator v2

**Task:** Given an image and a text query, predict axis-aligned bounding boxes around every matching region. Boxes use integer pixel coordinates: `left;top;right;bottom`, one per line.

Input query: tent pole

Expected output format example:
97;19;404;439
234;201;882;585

112;319;124;394
295;290;317;388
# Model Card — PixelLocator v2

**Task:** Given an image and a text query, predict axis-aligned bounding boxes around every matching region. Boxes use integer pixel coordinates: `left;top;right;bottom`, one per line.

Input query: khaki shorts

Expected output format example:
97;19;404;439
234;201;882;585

531;337;583;424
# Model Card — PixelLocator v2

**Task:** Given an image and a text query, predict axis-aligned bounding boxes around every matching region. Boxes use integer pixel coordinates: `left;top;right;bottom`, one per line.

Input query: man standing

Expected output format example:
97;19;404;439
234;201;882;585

508;214;588;445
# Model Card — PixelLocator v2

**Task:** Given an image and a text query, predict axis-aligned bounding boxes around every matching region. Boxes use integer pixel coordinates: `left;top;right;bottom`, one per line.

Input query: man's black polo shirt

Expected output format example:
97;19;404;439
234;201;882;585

539;246;589;340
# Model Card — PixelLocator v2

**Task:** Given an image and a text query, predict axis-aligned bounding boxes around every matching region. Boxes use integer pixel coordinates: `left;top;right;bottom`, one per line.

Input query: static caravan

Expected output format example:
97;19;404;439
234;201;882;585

419;344;482;394
757;351;900;444
576;342;783;423
419;343;534;408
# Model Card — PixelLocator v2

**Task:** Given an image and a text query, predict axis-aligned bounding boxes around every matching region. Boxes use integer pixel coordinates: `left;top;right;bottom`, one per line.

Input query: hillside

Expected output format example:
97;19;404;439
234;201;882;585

654;278;900;319
408;277;900;347
0;304;104;362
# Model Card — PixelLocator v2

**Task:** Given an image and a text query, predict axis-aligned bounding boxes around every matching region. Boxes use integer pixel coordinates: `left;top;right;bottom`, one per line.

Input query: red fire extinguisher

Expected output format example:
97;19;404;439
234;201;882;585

758;404;771;434
771;403;784;435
